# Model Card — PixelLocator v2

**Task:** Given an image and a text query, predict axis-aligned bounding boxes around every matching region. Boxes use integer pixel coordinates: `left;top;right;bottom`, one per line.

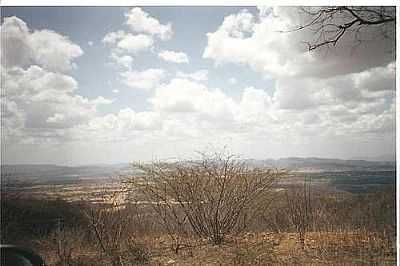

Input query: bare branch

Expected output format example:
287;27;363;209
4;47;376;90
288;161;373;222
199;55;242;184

291;6;395;51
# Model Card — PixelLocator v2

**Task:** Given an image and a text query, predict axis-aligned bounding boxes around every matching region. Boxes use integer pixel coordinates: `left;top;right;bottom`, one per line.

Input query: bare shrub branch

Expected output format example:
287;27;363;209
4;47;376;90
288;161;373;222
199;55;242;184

126;152;286;245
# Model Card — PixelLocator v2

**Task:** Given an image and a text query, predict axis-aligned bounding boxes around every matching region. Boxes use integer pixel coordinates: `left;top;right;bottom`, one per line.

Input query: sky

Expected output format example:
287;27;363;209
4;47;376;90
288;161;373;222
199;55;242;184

1;6;396;165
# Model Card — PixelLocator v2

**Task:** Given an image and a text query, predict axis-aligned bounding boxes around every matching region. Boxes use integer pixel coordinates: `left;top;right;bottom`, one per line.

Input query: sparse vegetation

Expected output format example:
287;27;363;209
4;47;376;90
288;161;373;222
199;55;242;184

0;154;396;265
284;176;313;247
128;152;285;246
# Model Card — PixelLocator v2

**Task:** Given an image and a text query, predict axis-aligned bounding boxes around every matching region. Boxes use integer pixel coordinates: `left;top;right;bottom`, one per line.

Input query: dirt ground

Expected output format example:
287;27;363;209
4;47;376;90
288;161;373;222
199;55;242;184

43;231;394;265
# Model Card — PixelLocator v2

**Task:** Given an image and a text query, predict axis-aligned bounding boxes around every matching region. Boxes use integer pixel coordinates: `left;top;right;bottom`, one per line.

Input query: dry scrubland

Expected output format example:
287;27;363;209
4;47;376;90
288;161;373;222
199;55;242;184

1;154;396;265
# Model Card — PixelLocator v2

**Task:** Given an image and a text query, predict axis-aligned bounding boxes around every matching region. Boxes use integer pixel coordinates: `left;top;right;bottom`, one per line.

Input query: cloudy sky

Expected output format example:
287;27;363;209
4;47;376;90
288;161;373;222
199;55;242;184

1;6;396;165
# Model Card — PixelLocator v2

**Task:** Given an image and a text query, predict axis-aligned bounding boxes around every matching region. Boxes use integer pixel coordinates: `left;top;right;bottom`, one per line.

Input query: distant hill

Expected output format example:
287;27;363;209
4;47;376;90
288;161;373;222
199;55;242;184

1;157;395;183
243;157;395;172
350;154;395;162
1;163;132;183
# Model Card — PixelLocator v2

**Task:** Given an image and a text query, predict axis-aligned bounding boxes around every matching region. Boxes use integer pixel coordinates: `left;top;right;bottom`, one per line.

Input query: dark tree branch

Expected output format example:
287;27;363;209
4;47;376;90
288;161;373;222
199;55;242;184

292;6;395;51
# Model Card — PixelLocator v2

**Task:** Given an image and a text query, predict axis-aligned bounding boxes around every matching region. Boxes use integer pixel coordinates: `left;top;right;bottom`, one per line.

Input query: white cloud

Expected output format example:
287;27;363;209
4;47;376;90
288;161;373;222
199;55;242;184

1;16;113;144
1;16;83;72
273;78;331;110
103;30;153;70
125;7;173;40
145;81;271;143
120;68;166;90
46;113;66;123
228;77;237;84
1;99;26;138
216;9;255;38
200;7;395;152
176;70;208;81
2;9;395;164
103;30;126;45
158;50;189;63
110;53;134;69
103;31;153;55
239;87;272;118
88;41;93;46
272;62;395;111
354;62;395;92
151;78;238;125
87;108;162;132
116;33;153;54
204;7;394;78
68;108;164;144
78;65;395;148
92;96;114;105
2;65;112;140
1;17;31;69
103;7;173;83
4;66;395;162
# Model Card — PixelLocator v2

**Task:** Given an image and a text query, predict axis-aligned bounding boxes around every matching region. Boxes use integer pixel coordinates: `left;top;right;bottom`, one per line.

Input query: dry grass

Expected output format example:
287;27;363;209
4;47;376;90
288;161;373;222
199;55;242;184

149;231;395;265
34;230;395;265
2;155;395;265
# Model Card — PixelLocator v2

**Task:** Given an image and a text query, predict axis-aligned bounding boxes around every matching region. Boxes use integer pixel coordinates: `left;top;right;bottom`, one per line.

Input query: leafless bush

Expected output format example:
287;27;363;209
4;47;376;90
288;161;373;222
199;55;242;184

284;177;313;246
259;200;292;233
82;187;149;265
50;227;81;266
54;228;74;266
123;237;151;265
127;152;285;245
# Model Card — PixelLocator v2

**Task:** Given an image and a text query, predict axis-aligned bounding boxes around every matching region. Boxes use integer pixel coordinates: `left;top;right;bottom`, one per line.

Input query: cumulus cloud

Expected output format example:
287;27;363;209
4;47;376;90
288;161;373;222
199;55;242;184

150;66;394;141
158;50;189;63
216;9;255;38
228;77;237;84
239;87;272;118
109;53;134;69
353;62;395;92
1;99;26;138
125;7;173;40
1;16;112;144
201;7;395;150
46;113;66;124
103;31;153;55
116;34;153;54
203;7;395;78
33;64;392;147
88;108;162;132
176;70;208;81
272;62;395;113
103;7;173;76
273;78;331;110
151;78;237;121
3;66;112;133
120;68;166;90
103;31;153;69
2;8;395;164
1;16;83;72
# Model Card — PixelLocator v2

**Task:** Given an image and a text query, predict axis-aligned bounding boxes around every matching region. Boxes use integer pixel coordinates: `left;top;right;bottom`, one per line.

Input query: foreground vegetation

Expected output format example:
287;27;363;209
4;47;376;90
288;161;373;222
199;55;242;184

1;153;396;265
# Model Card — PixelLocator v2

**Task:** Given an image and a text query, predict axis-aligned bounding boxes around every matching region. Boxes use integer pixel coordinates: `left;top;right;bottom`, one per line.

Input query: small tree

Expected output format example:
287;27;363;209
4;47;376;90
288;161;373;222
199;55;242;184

128;152;286;245
285;176;313;247
83;187;146;266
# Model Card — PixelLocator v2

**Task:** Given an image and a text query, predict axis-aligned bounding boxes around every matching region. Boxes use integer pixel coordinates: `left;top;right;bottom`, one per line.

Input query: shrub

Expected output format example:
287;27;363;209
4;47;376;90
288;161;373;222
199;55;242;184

128;152;286;245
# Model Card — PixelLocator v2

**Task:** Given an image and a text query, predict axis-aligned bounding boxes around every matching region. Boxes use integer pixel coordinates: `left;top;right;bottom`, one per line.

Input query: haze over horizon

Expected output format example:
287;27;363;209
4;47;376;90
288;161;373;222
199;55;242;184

1;6;396;165
1;153;397;168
